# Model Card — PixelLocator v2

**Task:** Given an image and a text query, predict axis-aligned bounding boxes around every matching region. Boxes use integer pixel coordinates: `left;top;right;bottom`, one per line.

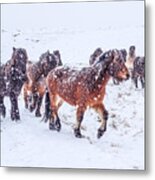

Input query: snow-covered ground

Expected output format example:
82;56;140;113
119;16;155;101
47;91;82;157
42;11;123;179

1;1;145;170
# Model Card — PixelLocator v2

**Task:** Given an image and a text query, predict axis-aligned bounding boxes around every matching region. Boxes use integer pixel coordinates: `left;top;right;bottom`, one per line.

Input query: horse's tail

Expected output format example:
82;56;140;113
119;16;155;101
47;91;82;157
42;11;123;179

42;88;51;123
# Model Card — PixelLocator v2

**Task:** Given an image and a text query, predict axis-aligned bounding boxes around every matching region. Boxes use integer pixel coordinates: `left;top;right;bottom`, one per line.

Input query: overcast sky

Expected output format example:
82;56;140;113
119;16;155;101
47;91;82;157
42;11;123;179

1;1;144;31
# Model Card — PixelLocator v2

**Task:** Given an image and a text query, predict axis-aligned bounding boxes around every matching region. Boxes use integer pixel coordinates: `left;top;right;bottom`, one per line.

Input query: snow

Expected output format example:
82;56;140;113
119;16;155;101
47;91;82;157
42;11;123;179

0;1;145;170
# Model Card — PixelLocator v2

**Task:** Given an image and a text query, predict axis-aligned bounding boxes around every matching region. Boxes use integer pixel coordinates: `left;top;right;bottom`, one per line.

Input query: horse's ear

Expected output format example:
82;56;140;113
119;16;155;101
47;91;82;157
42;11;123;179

13;47;16;51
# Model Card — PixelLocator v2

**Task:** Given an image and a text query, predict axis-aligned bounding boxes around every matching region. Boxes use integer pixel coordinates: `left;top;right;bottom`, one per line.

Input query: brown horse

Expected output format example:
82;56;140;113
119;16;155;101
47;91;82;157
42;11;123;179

89;48;127;85
44;49;129;138
23;50;62;117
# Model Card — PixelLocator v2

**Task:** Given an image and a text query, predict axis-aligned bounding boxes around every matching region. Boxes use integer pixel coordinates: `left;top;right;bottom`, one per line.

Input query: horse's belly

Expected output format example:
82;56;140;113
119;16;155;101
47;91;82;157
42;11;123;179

57;88;77;106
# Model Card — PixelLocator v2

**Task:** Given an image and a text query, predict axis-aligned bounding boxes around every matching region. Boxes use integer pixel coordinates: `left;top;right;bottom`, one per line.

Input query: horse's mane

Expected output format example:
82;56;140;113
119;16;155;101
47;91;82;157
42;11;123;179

94;50;113;66
39;51;49;61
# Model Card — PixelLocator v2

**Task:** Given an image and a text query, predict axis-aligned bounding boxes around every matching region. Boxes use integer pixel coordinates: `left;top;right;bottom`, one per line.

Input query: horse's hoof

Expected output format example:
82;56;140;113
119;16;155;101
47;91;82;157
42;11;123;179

15;118;20;122
49;123;56;130
55;120;61;132
97;129;105;139
74;128;82;138
15;114;20;121
11;114;15;121
55;124;61;132
29;106;35;112
35;111;41;117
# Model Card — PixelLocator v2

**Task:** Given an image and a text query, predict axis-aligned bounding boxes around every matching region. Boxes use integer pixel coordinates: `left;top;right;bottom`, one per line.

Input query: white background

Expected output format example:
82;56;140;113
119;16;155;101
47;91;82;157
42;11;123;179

0;0;154;179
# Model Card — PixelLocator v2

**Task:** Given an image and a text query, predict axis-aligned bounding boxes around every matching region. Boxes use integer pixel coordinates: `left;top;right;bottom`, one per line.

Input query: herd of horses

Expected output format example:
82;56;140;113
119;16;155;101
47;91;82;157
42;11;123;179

0;46;145;138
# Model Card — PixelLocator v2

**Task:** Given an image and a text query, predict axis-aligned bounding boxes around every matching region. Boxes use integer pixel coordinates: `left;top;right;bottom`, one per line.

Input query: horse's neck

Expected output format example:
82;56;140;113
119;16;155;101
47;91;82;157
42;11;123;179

93;64;111;91
128;53;136;61
35;61;43;76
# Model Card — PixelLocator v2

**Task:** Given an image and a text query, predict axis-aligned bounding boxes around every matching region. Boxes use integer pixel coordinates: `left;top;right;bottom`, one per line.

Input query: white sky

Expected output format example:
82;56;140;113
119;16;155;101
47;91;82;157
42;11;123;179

1;1;144;31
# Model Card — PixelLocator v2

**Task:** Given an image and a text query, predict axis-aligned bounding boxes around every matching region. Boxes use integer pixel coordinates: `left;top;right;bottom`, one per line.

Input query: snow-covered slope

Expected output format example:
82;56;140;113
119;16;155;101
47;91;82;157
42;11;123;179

1;1;145;170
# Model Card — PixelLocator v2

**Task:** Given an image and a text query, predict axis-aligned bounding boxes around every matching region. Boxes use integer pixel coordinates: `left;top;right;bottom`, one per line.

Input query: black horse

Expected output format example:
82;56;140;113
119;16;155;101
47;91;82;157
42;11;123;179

132;56;145;88
0;47;28;121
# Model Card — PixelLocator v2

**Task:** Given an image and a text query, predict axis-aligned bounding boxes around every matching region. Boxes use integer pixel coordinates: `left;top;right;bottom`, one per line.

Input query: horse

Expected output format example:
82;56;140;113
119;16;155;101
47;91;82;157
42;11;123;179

125;45;136;75
0;47;28;121
89;48;127;85
132;56;145;88
23;50;63;117
44;49;130;139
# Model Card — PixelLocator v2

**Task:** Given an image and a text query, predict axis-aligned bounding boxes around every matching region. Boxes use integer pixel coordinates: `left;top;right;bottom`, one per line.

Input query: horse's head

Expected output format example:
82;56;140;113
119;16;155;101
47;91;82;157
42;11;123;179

53;50;63;66
11;47;28;66
108;49;130;81
39;50;57;77
93;48;103;57
129;45;136;57
120;49;127;62
97;49;130;82
10;47;28;82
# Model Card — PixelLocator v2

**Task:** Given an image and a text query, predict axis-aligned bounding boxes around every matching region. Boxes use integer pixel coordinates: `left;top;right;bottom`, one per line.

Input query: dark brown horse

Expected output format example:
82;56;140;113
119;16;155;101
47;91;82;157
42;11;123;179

0;47;28;120
132;56;145;88
44;49;129;138
23;50;62;117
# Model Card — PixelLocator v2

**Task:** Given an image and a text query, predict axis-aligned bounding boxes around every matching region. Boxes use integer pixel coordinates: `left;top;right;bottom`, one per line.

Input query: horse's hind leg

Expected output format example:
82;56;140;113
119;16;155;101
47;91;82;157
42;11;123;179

74;105;86;138
10;92;20;121
93;103;108;139
140;76;145;88
0;95;6;118
49;94;61;132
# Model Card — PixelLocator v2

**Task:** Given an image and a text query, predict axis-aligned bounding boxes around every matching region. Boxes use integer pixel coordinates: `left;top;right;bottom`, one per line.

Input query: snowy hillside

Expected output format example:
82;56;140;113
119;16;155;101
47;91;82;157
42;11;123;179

1;1;145;170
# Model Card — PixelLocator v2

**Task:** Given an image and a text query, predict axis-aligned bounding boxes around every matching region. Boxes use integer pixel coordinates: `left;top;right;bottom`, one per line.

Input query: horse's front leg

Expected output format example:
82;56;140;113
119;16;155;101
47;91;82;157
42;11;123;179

134;76;138;88
35;86;46;117
0;95;6;118
30;93;38;112
35;95;43;117
10;92;20;121
74;105;86;138
132;71;138;88
93;103;108;139
23;83;29;109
